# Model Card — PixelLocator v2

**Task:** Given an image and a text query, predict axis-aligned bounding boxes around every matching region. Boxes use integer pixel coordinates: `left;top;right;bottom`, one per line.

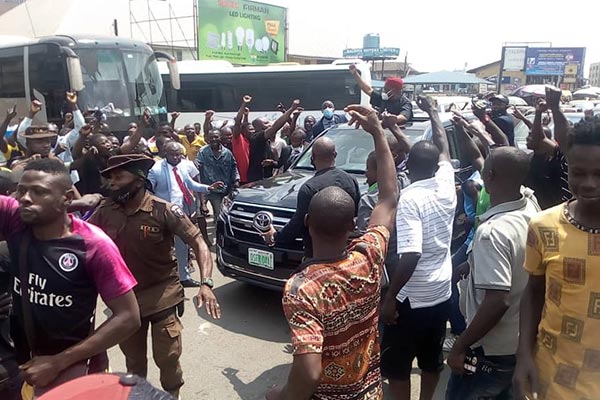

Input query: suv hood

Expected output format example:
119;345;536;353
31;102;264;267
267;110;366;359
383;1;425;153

234;169;315;209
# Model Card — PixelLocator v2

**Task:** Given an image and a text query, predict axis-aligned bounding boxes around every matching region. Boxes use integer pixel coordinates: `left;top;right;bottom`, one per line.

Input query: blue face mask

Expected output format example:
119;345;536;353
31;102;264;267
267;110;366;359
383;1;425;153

322;108;334;119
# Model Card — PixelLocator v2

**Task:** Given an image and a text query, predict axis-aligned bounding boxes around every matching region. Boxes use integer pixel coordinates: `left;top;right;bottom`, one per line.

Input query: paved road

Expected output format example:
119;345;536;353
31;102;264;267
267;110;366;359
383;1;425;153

101;224;451;399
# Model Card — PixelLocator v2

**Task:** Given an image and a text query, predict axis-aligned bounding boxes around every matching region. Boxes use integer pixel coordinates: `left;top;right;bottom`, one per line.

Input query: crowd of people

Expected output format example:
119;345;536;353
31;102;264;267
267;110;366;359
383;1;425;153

0;65;598;400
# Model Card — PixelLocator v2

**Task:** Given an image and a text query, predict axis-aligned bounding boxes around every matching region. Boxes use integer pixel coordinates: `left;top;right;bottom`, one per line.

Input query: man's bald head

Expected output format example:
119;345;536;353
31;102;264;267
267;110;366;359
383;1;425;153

306;186;355;238
311;137;336;170
483;146;530;195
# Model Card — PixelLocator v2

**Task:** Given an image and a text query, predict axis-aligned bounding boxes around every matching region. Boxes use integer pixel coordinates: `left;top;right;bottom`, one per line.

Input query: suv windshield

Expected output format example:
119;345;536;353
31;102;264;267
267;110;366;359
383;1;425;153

294;126;374;174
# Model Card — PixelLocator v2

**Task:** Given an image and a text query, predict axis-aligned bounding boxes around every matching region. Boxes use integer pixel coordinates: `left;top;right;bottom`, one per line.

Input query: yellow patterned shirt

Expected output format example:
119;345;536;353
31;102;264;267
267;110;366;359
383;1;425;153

283;226;389;400
525;202;600;399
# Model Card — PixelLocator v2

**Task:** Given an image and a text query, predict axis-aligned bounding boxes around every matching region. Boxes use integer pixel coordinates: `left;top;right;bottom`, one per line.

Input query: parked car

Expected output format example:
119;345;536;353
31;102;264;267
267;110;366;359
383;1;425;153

216;115;476;290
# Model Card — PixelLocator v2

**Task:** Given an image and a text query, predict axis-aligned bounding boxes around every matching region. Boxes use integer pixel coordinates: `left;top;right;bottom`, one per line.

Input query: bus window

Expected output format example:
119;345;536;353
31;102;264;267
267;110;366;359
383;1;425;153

123;51;163;116
76;49;131;116
169;68;362;113
0;47;25;98
29;44;69;123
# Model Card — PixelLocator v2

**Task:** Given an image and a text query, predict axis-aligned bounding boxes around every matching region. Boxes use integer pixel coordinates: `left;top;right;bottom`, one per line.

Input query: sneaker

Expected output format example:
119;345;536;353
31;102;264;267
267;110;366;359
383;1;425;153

443;334;457;352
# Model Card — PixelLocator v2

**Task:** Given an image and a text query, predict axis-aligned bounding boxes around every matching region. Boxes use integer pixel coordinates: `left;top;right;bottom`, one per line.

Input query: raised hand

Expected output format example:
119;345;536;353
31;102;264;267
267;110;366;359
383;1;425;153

416;95;436;113
205;110;215;122
545;85;562;110
243;95;252;104
345;104;383;135
30;100;42;115
79;124;93;137
535;98;548;113
381;111;399;129
65;91;78;104
6;104;17;121
290;99;301;110
349;64;359;76
170;111;181;120
140;109;151;126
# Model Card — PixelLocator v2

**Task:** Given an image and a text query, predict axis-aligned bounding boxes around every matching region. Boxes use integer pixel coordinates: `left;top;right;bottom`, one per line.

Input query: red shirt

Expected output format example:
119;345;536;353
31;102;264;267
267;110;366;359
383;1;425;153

232;134;250;183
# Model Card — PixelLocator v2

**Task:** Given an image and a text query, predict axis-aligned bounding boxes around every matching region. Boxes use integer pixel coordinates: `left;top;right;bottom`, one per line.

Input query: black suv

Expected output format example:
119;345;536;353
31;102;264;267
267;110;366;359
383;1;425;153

216;116;474;290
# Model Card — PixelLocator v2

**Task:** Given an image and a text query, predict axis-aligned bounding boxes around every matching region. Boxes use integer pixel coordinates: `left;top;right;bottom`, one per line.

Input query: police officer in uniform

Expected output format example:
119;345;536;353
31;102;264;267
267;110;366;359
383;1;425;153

89;154;221;398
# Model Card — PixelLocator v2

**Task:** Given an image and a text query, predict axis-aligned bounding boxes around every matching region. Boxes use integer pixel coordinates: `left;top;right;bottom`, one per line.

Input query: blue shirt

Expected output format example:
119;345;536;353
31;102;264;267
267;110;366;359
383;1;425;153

196;145;240;194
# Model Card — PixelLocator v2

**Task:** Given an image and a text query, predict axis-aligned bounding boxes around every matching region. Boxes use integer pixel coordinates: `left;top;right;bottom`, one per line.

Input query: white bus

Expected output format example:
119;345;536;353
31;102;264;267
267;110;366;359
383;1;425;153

0;34;180;134
159;60;372;127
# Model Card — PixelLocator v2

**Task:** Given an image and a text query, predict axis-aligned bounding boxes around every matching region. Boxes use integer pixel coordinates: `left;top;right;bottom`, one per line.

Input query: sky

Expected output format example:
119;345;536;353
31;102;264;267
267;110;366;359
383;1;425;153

267;0;598;75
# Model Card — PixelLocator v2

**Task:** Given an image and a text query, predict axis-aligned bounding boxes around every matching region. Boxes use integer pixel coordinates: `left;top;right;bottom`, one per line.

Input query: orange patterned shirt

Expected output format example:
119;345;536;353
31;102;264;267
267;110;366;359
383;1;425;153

282;226;389;400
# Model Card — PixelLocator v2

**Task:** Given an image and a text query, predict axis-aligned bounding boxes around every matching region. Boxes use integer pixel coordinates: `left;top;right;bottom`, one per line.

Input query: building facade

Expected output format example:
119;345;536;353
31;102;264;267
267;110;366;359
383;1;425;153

590;62;600;87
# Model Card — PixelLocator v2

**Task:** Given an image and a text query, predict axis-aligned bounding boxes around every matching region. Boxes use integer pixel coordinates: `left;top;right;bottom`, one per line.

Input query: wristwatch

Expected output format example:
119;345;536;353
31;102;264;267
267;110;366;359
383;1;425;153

201;277;214;289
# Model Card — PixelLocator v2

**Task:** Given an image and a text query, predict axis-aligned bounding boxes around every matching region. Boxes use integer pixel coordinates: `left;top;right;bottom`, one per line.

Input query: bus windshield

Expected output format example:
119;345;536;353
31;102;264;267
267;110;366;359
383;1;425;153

76;49;163;117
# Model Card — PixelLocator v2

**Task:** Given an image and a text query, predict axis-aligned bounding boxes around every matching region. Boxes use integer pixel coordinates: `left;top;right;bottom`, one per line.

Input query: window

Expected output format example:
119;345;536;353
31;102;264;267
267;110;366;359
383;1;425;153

0;46;25;98
167;69;361;112
29;44;69;122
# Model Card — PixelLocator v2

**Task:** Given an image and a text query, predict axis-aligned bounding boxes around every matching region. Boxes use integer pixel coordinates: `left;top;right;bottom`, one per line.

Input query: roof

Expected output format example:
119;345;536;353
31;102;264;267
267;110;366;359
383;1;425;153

467;60;501;74
403;71;493;85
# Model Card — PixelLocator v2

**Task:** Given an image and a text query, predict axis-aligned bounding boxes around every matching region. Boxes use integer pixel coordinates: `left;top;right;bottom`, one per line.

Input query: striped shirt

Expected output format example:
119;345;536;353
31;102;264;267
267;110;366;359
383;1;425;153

395;161;456;308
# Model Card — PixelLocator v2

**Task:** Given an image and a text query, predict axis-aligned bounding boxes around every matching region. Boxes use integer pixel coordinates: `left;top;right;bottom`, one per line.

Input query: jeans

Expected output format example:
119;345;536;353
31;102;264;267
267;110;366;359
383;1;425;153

174;236;191;282
450;243;468;335
206;193;225;221
445;348;516;400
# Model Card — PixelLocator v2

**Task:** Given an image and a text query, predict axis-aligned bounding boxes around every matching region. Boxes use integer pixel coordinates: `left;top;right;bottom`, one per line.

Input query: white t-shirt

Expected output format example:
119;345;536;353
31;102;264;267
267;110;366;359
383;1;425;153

395;161;456;308
465;189;540;355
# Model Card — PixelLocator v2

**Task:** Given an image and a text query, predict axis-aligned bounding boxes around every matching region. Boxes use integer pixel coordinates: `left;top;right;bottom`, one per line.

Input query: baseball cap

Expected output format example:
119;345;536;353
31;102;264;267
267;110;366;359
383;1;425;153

38;373;174;400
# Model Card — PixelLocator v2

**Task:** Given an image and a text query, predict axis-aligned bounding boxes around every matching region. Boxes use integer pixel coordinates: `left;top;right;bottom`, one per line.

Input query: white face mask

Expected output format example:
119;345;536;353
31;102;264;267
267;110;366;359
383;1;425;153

381;91;393;101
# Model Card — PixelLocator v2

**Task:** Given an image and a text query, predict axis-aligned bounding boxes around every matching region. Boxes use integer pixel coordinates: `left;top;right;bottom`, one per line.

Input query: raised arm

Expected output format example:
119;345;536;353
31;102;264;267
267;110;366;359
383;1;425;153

0;106;17;154
417;96;451;162
512;106;533;130
233;96;252;137
349;64;373;96
545;86;569;153
472;103;509;146
72;124;93;160
120;110;150;154
169;111;180;130
203;110;215;136
346;105;398;233
382;112;412;155
454;117;484;172
289;108;302;133
265;100;301;140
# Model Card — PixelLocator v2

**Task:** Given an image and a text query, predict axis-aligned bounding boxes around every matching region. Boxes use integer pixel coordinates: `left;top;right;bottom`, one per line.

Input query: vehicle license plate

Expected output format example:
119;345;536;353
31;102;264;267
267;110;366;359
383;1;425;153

248;248;274;270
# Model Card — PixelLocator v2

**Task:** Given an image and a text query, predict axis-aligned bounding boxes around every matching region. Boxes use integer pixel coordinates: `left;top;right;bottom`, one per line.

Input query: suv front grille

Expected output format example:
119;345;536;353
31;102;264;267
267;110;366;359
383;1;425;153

225;201;302;248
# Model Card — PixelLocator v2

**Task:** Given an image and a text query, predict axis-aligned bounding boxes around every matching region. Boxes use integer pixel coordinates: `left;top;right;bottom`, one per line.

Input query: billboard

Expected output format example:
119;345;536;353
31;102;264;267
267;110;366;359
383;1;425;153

525;47;586;76
343;47;400;59
197;0;287;65
502;47;526;71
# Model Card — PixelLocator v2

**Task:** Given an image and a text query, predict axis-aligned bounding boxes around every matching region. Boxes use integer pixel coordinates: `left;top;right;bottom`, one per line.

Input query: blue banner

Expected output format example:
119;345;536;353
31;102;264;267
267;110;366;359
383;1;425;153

525;47;585;76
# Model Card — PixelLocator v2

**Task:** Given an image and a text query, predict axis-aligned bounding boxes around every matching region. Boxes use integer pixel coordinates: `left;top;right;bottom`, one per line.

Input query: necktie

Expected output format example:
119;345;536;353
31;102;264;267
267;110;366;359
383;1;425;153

172;166;193;206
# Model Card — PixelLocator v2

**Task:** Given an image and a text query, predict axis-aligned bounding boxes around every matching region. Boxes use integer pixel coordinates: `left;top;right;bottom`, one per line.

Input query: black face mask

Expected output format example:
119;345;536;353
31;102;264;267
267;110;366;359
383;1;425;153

110;180;143;204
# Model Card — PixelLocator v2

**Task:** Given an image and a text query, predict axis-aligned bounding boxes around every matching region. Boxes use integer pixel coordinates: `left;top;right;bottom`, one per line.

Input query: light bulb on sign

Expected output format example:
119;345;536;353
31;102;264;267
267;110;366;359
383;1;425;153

245;29;254;52
235;27;245;51
255;38;263;53
221;32;226;49
262;37;269;53
227;31;233;50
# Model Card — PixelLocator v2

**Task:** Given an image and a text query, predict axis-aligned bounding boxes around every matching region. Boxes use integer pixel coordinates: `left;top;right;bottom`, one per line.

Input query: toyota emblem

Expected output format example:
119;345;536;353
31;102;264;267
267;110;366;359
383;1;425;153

252;211;274;233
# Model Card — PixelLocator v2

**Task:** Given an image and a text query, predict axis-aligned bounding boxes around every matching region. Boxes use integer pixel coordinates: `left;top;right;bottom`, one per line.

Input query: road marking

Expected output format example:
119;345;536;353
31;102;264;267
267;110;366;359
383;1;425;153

197;322;211;336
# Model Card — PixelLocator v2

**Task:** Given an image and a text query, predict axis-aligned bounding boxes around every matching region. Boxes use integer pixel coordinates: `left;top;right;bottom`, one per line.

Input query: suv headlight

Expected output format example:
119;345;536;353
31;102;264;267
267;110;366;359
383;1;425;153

220;194;234;216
